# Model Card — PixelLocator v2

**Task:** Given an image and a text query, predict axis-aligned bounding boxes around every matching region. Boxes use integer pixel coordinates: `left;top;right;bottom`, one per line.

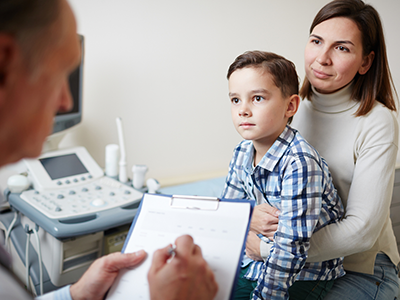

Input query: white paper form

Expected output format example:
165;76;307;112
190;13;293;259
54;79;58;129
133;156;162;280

106;194;252;300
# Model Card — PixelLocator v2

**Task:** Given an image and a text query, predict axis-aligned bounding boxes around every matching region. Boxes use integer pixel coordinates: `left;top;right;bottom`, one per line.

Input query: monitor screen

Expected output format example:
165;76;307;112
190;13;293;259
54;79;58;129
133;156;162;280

52;34;84;134
39;153;88;180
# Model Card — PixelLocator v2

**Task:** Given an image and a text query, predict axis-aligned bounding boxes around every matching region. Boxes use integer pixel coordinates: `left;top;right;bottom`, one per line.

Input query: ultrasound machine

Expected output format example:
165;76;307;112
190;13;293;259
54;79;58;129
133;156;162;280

0;35;144;296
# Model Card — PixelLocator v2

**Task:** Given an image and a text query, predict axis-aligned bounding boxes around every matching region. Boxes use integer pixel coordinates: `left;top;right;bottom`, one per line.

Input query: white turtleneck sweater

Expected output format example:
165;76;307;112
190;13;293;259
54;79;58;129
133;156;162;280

291;84;400;274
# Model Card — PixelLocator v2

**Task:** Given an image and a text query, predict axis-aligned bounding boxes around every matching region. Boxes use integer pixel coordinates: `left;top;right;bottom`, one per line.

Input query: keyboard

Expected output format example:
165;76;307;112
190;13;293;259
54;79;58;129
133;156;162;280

20;176;143;219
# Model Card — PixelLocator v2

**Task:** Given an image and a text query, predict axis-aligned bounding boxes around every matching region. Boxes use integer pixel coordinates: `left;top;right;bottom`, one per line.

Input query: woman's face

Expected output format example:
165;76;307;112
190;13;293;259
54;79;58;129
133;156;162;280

304;17;372;94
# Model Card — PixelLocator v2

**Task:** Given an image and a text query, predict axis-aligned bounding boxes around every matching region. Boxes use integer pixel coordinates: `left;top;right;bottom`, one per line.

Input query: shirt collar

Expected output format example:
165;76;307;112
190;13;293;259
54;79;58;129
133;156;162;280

246;125;296;173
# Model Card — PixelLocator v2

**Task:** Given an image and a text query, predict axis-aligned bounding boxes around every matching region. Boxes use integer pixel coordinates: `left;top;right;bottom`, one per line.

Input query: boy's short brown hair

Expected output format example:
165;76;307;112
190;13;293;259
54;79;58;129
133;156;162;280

228;50;299;104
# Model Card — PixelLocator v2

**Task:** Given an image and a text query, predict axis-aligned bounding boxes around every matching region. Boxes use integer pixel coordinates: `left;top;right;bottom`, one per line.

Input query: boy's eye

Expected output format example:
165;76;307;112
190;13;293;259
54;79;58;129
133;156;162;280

311;39;321;45
254;96;264;102
231;98;240;104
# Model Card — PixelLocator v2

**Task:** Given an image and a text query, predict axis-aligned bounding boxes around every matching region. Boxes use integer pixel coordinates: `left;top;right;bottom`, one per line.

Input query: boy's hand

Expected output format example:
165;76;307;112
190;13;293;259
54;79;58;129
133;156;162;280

245;231;263;261
250;203;279;240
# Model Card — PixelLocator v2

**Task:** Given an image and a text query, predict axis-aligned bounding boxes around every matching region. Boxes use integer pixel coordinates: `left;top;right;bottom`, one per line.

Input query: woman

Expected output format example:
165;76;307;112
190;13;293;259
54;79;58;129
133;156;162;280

249;0;400;298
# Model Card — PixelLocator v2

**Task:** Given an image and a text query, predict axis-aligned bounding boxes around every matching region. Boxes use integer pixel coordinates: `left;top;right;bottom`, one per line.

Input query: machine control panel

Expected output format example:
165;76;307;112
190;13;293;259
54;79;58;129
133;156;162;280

20;176;142;219
19;146;143;219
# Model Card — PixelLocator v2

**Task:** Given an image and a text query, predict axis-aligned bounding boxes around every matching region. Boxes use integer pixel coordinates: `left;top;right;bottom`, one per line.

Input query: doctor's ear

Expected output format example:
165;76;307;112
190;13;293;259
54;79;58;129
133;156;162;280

285;94;300;119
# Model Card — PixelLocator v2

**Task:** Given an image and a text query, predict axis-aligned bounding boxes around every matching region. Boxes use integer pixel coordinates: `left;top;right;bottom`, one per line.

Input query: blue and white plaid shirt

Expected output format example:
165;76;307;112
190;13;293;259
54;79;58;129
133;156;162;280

222;126;345;300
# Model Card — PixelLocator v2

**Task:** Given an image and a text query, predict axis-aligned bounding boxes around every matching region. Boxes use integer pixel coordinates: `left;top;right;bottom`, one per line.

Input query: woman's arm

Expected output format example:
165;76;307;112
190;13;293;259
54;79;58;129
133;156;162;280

245;204;278;260
250;204;280;239
307;141;397;261
307;111;399;262
251;110;399;263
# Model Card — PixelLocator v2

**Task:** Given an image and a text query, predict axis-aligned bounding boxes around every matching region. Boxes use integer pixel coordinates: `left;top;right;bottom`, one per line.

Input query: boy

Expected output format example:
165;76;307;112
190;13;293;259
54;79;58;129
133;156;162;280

222;51;344;300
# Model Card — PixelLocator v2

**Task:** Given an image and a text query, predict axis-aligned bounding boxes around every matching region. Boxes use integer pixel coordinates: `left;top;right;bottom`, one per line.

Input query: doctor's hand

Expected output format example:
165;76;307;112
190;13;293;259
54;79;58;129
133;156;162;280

250;203;279;240
245;231;263;261
148;235;218;300
69;250;147;300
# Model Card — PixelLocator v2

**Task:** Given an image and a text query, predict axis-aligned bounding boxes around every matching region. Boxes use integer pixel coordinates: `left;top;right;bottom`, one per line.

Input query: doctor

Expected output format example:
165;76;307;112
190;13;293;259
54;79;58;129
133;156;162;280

0;0;218;299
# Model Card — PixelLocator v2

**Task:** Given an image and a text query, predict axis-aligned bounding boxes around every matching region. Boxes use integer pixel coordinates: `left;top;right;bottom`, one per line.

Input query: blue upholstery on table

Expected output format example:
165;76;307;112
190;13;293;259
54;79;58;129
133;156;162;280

158;176;226;198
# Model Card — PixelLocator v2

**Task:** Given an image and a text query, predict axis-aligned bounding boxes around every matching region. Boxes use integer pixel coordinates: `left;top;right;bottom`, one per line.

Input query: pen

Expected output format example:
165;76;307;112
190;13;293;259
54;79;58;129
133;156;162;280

168;245;176;257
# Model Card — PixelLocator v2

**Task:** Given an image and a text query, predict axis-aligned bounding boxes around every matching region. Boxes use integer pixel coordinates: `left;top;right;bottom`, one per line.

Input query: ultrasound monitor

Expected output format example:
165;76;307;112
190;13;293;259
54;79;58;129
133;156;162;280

44;34;84;152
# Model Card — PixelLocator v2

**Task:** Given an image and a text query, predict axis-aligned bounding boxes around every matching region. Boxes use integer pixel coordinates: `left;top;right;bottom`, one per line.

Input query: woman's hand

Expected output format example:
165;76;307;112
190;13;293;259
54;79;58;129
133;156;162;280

250;203;279;240
245;231;263;261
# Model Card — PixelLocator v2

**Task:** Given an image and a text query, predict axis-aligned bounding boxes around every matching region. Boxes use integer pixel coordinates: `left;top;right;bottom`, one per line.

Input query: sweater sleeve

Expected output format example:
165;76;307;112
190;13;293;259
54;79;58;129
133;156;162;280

306;108;399;262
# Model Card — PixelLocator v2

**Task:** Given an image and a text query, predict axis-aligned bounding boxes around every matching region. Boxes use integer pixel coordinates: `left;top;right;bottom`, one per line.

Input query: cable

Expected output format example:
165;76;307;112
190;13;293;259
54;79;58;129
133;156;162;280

25;225;30;292
5;211;18;250
24;225;43;295
32;225;43;296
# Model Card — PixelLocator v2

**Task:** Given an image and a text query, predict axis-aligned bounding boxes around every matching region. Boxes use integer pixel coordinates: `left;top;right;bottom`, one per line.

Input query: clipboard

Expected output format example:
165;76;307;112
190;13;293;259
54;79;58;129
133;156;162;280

106;193;255;300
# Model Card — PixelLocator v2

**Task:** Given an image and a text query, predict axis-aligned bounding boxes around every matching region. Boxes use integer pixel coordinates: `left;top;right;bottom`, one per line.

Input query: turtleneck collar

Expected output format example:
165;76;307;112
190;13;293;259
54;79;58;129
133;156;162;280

310;83;359;114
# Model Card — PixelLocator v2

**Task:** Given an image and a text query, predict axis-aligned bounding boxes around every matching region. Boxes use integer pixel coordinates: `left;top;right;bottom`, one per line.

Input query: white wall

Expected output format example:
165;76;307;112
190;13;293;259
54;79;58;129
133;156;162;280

64;0;400;186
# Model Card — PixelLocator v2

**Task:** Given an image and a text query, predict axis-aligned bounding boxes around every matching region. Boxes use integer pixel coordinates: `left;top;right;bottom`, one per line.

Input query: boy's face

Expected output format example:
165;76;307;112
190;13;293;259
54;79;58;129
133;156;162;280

229;67;294;151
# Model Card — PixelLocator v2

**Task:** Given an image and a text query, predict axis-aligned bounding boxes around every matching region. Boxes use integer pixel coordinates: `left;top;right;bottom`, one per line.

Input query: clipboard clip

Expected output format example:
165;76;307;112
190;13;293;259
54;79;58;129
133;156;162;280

170;195;220;211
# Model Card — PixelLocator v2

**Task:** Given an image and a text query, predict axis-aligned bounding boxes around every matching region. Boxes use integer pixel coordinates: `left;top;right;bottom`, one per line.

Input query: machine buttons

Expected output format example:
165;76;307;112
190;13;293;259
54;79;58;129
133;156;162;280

20;176;143;219
91;199;106;207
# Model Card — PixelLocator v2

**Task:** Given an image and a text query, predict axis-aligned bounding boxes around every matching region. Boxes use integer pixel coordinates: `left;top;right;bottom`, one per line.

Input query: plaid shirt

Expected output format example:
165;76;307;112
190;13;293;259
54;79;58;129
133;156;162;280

222;126;345;300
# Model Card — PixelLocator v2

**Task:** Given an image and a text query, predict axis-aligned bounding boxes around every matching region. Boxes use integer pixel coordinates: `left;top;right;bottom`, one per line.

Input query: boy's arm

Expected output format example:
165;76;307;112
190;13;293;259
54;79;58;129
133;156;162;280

253;156;323;300
221;148;247;200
